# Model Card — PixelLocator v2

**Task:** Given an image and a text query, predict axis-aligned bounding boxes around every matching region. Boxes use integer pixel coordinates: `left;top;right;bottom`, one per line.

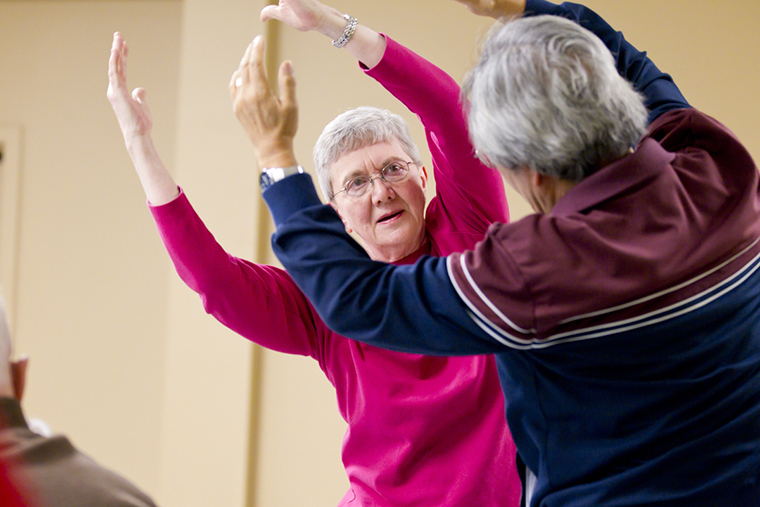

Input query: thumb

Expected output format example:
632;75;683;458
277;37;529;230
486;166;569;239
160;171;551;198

132;87;148;104
260;5;279;23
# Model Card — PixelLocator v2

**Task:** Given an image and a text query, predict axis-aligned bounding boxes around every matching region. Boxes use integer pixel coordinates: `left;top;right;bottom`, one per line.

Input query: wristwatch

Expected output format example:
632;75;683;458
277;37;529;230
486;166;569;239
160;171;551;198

259;165;304;191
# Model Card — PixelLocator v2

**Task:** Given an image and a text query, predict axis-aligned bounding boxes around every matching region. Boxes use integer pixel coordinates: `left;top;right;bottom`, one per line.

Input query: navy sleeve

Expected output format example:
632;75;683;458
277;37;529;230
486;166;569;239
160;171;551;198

525;0;690;122
263;176;505;356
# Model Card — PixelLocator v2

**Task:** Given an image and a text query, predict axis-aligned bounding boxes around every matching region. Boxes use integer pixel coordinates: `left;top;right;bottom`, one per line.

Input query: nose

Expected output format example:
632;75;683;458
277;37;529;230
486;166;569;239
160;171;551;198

371;174;395;203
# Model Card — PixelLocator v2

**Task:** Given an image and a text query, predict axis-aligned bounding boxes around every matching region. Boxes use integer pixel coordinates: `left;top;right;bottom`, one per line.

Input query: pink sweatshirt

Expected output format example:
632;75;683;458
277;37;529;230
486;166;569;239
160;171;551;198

150;37;520;507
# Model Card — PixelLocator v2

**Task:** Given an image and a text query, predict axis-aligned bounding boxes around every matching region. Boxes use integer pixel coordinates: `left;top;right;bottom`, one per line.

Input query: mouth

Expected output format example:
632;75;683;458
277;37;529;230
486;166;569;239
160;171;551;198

377;210;403;224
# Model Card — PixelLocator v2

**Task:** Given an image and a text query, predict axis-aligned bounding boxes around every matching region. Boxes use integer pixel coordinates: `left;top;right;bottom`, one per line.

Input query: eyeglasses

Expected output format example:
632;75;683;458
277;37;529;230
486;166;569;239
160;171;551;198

332;160;413;198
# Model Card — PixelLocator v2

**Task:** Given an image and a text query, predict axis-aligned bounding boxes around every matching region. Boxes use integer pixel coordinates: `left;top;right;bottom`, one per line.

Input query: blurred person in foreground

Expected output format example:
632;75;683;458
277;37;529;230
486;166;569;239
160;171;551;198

107;0;522;503
0;292;158;507
245;0;760;506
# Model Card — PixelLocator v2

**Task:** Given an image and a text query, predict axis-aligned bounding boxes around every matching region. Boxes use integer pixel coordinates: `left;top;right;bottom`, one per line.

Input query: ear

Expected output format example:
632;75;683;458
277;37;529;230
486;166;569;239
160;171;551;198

530;169;544;187
11;355;28;401
328;202;352;234
418;165;428;192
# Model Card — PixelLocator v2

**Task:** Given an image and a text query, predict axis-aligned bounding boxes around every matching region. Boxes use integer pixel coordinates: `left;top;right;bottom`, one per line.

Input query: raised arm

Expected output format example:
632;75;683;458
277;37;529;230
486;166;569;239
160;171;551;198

106;33;180;206
108;34;319;357
262;0;508;229
366;38;509;228
255;1;692;357
231;35;505;355
260;0;386;69
149;192;323;357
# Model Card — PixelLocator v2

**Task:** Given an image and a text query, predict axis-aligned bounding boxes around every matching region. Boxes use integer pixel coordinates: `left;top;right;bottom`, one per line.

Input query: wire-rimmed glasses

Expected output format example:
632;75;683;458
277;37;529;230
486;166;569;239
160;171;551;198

332;160;414;198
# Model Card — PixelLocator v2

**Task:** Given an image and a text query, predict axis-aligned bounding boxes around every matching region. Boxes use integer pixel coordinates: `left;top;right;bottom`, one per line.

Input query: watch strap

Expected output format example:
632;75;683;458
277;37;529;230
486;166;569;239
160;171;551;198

260;165;304;191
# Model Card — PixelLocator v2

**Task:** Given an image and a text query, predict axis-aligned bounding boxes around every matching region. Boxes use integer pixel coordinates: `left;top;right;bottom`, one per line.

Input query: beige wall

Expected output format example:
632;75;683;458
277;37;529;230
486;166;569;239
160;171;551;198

0;0;183;501
1;1;758;507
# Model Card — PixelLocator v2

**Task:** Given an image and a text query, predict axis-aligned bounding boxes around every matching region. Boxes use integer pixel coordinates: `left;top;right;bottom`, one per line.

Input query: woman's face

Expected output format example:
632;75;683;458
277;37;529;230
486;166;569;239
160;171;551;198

329;139;428;263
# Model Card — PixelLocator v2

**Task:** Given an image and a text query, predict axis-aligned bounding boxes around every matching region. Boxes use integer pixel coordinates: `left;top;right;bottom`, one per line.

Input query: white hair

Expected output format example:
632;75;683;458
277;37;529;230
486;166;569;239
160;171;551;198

462;15;648;181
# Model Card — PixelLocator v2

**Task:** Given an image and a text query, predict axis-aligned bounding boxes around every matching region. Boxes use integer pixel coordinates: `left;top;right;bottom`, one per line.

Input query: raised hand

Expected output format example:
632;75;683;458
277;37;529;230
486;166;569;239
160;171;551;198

260;0;341;34
260;0;386;71
107;32;153;142
106;32;178;206
452;0;526;19
230;36;299;169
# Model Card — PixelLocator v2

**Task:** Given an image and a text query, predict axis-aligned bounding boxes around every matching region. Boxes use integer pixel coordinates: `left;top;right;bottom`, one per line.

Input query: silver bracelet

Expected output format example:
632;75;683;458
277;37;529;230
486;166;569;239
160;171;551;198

332;14;358;48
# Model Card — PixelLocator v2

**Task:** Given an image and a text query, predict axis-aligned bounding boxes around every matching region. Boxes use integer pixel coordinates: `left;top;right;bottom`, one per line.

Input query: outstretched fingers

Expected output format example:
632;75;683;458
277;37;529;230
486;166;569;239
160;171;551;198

248;36;269;98
107;32;131;107
229;36;266;100
106;32;153;139
108;33;128;88
278;60;297;117
230;35;299;168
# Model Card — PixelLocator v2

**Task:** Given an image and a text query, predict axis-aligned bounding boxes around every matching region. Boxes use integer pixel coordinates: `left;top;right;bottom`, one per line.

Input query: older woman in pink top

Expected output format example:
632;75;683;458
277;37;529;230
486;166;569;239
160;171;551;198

108;0;520;505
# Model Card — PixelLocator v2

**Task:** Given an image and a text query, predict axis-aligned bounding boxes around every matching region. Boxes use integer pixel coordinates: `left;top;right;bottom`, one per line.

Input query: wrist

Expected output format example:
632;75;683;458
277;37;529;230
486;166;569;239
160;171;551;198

124;131;154;152
316;8;348;40
332;13;358;48
125;133;160;168
257;152;299;170
255;139;298;169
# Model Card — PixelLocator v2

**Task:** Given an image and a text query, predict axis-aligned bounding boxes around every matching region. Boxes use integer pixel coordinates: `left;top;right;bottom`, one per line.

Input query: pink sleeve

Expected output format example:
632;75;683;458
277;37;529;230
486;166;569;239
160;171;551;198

149;190;322;357
365;36;509;231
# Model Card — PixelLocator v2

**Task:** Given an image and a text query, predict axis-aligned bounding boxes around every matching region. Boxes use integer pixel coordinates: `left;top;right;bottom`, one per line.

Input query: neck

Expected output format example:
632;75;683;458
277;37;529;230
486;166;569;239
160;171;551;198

551;178;577;208
536;175;578;214
0;397;26;429
369;234;428;263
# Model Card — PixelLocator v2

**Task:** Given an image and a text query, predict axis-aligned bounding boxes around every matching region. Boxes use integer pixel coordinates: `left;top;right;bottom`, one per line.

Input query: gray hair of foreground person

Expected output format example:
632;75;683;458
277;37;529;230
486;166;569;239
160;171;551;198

463;15;649;182
313;106;424;201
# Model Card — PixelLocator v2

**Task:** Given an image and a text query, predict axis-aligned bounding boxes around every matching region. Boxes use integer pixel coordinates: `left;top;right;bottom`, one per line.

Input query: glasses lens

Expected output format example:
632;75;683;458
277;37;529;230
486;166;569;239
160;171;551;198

346;176;371;197
382;162;409;181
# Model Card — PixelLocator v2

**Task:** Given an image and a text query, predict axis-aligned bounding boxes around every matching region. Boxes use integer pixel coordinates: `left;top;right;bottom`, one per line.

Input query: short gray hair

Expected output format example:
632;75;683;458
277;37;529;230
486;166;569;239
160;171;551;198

462;15;648;182
313;106;423;201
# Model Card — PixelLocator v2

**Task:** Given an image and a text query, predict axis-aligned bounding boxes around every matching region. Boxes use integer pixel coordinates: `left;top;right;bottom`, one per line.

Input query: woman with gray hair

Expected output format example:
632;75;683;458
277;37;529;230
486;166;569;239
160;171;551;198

109;0;521;505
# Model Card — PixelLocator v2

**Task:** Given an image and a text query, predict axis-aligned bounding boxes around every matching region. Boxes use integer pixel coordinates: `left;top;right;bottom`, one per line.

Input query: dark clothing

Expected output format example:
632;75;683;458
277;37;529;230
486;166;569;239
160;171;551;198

0;398;158;507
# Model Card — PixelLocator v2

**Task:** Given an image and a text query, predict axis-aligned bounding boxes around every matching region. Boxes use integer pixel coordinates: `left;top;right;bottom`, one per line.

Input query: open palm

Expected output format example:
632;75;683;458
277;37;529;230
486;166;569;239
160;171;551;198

107;32;153;141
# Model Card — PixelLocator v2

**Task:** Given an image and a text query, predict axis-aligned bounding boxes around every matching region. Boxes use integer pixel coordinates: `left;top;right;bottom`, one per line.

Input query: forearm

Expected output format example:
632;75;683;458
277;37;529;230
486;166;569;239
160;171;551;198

309;7;386;69
367;37;508;224
264;174;502;355
124;134;180;206
366;37;463;142
150;192;318;356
